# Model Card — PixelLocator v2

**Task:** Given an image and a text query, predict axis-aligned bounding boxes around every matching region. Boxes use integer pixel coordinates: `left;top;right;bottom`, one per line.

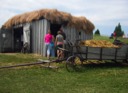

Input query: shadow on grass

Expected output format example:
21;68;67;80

72;61;128;72
84;61;128;68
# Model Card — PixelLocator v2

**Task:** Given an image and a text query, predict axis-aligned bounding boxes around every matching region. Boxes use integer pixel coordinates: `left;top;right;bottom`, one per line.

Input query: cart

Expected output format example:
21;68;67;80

64;40;128;71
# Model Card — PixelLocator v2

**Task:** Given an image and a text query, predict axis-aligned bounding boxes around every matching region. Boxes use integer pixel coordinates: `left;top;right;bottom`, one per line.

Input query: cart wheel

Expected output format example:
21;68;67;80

66;55;82;72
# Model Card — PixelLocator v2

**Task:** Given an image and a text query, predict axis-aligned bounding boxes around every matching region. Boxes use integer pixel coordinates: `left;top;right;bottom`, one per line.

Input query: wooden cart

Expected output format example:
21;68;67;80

65;40;128;71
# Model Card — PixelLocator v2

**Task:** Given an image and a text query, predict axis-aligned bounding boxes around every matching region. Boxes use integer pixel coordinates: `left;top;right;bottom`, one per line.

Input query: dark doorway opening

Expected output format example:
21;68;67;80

13;27;23;52
50;23;61;38
50;24;62;56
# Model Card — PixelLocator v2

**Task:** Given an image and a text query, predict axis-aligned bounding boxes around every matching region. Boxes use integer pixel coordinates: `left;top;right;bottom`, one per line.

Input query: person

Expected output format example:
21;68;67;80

50;35;55;57
44;30;53;59
60;28;66;57
60;29;66;41
55;31;64;59
113;32;116;38
109;33;113;39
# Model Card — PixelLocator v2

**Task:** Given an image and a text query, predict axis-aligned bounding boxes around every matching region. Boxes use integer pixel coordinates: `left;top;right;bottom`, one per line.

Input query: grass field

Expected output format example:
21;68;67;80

0;35;128;93
93;35;128;44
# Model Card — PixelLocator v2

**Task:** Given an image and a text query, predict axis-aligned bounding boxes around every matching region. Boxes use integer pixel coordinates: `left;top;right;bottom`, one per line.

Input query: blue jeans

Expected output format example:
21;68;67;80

51;46;55;57
45;43;55;57
45;43;51;56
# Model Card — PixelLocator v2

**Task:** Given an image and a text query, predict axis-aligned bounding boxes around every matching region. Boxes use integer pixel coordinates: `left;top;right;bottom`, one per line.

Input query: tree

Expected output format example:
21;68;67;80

94;29;100;36
114;23;124;37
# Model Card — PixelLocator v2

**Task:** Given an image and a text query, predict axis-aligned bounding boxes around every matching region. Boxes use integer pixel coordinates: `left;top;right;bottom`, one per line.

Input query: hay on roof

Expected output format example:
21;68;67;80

19;13;30;23
2;9;95;33
68;16;86;31
86;19;95;33
3;18;12;28
60;11;72;23
26;11;40;22
44;9;61;23
12;15;21;25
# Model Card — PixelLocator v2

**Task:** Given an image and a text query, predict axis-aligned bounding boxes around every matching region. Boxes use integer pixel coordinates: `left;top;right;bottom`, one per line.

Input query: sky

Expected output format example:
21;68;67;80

0;0;128;36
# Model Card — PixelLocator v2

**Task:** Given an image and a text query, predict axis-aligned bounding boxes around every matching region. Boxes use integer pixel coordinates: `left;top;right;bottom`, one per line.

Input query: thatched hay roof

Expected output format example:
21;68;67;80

2;9;95;33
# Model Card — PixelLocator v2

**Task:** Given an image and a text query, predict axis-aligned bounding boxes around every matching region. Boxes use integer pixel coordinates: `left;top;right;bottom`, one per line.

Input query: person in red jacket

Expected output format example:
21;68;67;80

113;32;116;38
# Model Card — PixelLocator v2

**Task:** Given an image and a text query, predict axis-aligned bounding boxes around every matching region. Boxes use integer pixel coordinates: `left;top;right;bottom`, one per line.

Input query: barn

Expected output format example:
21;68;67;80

0;9;95;56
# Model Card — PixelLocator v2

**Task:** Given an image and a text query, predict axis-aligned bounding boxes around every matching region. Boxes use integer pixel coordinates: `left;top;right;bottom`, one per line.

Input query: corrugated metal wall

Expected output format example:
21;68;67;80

0;29;13;52
81;31;93;40
62;27;93;43
31;19;50;56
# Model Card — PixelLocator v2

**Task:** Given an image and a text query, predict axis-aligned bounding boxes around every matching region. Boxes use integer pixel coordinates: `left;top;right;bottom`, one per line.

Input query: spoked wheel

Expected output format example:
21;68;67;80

66;55;82;72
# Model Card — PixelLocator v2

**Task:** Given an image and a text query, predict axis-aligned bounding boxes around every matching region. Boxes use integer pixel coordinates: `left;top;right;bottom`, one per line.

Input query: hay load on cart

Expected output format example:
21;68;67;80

78;40;128;62
80;40;119;48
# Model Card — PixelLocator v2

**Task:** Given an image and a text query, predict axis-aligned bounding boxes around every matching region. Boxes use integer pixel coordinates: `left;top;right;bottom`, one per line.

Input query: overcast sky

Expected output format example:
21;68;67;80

0;0;128;36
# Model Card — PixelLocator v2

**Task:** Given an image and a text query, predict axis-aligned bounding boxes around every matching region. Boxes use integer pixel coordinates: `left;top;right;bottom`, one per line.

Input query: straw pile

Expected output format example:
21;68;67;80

2;9;95;33
80;40;119;48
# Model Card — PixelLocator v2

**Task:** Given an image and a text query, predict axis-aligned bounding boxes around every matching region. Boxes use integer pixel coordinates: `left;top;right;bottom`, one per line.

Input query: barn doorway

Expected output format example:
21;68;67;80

13;27;23;52
50;23;62;56
50;23;61;38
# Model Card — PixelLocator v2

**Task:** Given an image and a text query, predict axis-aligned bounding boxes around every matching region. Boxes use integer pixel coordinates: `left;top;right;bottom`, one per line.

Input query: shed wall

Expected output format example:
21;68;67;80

62;27;93;43
31;19;50;56
0;29;13;52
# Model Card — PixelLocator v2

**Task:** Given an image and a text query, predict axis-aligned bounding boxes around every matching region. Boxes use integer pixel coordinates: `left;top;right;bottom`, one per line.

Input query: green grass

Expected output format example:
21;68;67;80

93;35;128;44
0;53;128;93
1;67;128;93
0;53;44;66
0;35;128;93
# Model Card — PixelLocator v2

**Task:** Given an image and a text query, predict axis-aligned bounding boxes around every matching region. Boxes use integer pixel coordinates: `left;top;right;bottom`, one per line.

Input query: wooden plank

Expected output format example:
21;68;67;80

0;59;54;69
38;59;51;63
0;58;65;69
0;61;49;69
41;65;58;69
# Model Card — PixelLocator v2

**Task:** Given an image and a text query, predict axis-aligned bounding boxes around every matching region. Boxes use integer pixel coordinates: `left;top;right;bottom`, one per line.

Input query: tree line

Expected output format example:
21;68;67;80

94;23;124;37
